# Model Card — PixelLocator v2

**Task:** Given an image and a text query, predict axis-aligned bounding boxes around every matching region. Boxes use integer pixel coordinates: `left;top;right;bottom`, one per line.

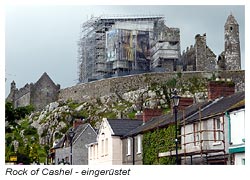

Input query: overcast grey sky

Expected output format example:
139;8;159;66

5;5;245;97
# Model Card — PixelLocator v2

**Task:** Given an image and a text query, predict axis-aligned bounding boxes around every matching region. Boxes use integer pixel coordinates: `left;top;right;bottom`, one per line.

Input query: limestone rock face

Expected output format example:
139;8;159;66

28;84;175;146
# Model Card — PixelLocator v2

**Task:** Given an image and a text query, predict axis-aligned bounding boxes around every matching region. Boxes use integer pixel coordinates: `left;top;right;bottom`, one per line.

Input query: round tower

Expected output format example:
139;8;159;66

10;80;16;91
224;13;241;70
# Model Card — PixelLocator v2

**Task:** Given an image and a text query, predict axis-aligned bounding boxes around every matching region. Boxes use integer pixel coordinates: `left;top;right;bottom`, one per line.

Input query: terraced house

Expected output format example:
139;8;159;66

96;80;245;165
88;118;142;165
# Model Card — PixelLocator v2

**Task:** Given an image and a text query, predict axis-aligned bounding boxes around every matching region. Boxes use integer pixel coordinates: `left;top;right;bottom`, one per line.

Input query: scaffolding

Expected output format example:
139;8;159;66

158;108;227;165
77;15;181;83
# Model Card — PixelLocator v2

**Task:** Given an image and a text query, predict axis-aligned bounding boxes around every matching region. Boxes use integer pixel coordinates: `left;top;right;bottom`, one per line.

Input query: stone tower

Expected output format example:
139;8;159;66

224;13;241;70
6;81;17;103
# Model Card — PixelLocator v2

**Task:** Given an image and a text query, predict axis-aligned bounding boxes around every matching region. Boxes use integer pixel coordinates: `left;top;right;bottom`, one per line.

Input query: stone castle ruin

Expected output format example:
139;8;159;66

78;13;241;83
6;72;60;111
181;33;217;71
6;13;243;111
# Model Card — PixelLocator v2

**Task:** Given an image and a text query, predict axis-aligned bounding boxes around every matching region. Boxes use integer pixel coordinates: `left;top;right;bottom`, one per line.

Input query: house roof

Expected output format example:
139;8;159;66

53;136;66;149
53;123;95;149
124;100;211;137
35;72;55;85
107;119;143;136
124;91;245;137
184;91;245;124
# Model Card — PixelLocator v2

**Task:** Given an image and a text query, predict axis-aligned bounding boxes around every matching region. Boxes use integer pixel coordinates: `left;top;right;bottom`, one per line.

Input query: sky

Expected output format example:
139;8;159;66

4;5;245;97
1;0;249;176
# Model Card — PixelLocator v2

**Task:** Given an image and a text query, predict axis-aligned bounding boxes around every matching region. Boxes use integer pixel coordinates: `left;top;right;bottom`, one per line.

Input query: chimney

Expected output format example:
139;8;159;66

142;108;163;124
178;97;194;110
208;79;235;100
73;118;84;128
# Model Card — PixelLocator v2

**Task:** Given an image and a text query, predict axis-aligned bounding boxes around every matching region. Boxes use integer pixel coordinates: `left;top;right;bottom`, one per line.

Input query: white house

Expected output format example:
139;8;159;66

227;106;245;165
88;118;142;165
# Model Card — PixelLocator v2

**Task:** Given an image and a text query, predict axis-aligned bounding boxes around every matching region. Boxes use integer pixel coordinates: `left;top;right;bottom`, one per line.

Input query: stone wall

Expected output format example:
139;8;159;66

182;34;217;72
59;70;245;103
13;84;32;108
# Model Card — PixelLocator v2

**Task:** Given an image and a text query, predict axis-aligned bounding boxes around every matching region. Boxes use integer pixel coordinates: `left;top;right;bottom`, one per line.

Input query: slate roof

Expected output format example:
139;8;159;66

124;91;245;137
107;119;143;136
53;123;94;149
124;101;211;137
53;136;65;149
185;91;245;124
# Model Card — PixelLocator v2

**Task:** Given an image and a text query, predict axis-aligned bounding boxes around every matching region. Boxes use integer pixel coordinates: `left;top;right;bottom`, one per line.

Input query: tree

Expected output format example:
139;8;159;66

5;102;34;125
5;102;16;125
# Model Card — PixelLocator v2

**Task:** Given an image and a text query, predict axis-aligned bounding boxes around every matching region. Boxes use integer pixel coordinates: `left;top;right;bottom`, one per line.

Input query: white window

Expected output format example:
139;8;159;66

96;144;98;159
193;123;200;146
101;139;104;156
127;138;131;156
213;118;222;142
137;135;142;154
105;138;108;156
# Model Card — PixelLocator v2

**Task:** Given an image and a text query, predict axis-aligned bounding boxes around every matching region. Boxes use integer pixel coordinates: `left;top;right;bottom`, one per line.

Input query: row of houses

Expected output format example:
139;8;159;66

49;81;245;165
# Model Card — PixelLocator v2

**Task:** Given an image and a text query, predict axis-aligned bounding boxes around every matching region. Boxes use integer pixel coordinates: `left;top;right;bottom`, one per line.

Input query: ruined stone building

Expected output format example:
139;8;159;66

78;13;241;83
6;72;60;111
6;14;242;112
78;15;180;83
182;13;241;72
181;33;217;71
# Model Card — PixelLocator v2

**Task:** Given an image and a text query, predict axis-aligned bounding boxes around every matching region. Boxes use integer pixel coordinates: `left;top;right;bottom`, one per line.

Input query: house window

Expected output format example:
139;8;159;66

193;123;200;146
105;138;108;156
242;158;245;165
95;145;98;159
137;135;142;154
127;138;131;156
213;118;222;142
101;139;104;156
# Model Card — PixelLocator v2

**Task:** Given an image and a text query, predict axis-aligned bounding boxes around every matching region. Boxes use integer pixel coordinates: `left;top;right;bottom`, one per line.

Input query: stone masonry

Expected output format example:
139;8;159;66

59;70;244;103
6;72;60;111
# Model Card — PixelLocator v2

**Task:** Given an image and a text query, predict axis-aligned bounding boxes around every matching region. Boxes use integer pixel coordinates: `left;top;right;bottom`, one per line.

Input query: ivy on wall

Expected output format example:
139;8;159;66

143;125;177;165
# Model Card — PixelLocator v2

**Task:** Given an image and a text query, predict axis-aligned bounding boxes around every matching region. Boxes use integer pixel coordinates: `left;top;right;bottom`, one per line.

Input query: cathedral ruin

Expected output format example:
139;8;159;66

77;13;241;83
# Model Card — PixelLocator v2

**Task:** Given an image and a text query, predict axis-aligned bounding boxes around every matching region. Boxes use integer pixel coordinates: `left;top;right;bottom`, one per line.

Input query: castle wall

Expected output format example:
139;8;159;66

59;70;245;103
15;91;31;108
13;84;31;108
195;34;207;71
181;34;216;72
182;46;196;71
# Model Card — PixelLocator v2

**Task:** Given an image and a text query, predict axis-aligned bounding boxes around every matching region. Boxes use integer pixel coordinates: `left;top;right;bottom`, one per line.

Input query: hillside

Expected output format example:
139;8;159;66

4;73;235;164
